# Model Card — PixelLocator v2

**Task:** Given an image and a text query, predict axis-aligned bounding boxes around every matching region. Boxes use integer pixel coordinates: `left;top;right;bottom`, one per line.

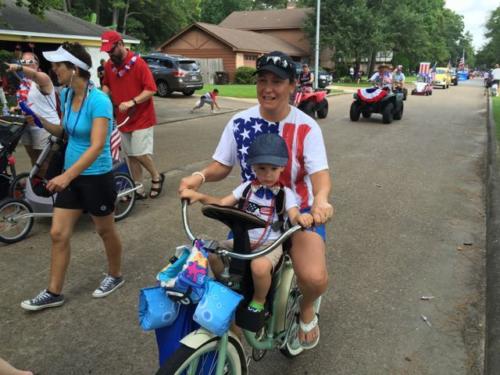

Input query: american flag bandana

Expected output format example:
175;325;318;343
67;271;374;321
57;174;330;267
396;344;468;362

16;77;32;103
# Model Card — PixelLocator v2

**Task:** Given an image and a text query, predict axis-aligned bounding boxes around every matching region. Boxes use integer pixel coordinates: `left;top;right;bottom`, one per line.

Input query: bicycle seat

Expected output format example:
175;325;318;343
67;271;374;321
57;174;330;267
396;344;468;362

201;204;266;230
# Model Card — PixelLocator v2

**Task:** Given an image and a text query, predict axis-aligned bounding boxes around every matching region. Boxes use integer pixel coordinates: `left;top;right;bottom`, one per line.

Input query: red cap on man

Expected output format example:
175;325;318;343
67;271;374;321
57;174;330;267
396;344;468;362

100;30;122;52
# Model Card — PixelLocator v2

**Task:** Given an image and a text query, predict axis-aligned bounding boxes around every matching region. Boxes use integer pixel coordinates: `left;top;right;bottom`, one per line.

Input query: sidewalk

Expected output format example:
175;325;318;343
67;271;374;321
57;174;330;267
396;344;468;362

153;94;255;125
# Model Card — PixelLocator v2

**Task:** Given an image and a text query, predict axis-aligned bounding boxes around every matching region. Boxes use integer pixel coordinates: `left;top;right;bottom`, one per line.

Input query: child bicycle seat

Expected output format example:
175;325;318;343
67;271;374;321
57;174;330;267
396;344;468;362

201;204;269;331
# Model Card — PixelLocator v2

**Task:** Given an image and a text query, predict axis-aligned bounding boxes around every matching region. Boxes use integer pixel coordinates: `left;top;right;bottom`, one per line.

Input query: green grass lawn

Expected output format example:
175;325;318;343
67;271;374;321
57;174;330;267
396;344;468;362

493;96;500;143
196;84;257;98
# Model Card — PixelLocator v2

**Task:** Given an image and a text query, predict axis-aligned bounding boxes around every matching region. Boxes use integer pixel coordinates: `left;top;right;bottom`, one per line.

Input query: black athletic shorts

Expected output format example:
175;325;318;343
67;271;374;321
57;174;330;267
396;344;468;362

54;171;116;216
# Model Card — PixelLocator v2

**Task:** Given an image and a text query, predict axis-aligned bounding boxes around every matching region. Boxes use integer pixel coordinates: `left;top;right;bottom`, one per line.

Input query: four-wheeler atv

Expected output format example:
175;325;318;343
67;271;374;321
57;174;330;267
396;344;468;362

392;82;408;100
349;86;404;124
292;86;329;119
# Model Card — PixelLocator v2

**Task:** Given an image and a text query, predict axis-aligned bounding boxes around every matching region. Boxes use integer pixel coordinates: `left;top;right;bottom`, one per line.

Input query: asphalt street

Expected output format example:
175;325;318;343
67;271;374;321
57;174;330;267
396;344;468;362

0;82;487;375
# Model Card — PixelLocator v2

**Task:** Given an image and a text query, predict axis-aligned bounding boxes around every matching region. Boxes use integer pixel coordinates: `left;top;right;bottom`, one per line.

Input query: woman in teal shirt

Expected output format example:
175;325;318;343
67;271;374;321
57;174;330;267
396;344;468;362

21;42;124;311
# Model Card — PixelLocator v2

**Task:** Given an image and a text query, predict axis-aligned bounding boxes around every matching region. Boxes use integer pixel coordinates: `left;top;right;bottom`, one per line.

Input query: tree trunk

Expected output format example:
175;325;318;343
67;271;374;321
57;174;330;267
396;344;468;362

95;0;101;24
368;49;377;77
112;7;119;29
122;0;130;34
66;0;72;12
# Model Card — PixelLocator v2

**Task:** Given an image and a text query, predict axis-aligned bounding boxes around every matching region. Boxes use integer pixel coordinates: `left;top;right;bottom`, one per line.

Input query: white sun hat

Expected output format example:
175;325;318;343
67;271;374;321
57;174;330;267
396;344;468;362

42;46;90;71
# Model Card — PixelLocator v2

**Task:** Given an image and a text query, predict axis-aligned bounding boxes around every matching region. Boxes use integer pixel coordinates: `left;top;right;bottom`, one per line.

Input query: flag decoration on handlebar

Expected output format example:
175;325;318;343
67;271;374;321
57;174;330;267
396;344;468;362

357;87;387;103
110;127;121;161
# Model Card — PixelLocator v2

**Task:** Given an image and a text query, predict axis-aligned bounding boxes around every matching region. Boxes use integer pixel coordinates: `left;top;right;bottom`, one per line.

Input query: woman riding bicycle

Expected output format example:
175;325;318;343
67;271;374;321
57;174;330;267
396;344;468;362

179;50;333;350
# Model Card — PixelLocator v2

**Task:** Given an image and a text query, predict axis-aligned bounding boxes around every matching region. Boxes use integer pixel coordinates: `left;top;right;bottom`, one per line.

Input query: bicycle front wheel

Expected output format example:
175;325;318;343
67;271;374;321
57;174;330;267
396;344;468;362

156;336;246;375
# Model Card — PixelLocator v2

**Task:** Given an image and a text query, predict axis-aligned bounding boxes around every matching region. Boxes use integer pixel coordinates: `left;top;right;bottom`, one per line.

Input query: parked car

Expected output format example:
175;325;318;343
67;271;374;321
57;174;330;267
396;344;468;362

293;63;333;88
313;70;333;88
432;67;451;89
143;53;203;97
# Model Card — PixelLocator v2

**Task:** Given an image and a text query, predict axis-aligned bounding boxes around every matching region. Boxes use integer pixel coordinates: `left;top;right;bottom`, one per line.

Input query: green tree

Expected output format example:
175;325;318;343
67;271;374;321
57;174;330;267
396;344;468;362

200;0;252;24
476;6;500;68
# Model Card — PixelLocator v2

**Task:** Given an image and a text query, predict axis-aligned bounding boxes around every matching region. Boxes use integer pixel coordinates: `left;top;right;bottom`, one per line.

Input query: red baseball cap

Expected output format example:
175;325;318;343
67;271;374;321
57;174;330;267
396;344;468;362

100;30;122;52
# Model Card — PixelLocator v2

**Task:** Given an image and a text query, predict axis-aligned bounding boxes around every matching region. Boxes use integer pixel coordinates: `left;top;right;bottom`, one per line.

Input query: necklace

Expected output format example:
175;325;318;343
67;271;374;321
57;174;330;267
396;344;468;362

64;82;91;136
111;53;139;78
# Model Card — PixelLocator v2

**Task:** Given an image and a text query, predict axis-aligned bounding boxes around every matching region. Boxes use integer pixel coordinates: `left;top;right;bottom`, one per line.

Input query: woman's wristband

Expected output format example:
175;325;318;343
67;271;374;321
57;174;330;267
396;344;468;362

192;171;206;184
132;98;138;106
16;64;23;72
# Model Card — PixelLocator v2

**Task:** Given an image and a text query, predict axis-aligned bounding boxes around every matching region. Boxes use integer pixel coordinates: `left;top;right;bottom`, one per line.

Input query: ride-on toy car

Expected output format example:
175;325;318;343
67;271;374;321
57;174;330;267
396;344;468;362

292;86;329;119
350;87;404;124
411;75;433;96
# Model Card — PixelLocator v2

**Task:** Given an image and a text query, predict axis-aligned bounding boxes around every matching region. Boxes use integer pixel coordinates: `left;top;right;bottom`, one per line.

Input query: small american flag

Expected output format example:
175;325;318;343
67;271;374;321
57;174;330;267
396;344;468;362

419;62;430;75
110;127;121;161
458;56;465;70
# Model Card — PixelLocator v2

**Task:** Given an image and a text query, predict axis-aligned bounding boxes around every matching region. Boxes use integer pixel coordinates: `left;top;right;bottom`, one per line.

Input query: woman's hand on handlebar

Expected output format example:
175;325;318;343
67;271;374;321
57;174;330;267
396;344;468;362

178;174;203;195
311;199;334;225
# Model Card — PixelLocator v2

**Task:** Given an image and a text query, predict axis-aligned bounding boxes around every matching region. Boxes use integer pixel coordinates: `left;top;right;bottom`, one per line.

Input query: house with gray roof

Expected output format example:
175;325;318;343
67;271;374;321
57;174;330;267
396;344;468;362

0;0;139;85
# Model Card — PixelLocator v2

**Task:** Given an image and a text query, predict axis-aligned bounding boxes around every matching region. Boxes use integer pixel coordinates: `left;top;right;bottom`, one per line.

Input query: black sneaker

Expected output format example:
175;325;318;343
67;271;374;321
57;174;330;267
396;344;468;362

92;275;124;298
21;289;64;311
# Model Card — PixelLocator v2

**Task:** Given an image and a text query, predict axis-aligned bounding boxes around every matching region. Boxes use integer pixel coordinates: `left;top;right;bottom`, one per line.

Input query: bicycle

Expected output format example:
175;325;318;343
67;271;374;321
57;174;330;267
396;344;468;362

156;200;322;375
0;114;142;244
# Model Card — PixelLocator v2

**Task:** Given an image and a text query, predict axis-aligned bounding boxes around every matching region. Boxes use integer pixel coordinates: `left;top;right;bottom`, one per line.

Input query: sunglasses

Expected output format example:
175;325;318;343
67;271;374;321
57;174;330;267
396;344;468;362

256;55;293;71
20;59;36;65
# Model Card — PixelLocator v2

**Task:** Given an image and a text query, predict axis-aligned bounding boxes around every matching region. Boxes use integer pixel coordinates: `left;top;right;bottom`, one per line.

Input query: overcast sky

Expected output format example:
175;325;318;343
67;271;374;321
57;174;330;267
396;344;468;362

445;0;498;50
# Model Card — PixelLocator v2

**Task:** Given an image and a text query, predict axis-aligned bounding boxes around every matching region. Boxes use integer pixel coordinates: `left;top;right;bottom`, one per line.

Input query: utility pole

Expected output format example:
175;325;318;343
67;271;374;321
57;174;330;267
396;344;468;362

314;0;320;89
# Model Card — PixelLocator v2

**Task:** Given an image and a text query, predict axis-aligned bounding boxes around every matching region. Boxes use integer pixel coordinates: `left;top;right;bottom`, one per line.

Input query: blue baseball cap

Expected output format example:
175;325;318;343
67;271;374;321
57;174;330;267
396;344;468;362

247;133;289;167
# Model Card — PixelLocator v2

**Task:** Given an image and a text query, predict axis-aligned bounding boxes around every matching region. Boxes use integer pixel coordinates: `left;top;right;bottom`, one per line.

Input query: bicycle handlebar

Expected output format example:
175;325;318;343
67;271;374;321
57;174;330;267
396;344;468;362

181;199;302;260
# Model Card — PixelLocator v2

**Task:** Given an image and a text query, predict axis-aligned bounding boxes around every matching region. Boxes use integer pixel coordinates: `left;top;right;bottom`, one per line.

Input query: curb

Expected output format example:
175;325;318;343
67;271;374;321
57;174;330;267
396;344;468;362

156;108;244;126
485;96;500;374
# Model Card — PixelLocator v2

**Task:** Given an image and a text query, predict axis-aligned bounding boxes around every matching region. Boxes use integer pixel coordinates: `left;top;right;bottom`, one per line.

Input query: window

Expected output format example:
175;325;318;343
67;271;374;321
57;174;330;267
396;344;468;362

244;55;257;61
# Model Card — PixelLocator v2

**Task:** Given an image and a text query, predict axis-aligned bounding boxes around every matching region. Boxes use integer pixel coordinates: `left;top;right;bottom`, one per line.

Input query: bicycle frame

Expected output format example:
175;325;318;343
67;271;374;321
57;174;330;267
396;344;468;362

178;201;303;374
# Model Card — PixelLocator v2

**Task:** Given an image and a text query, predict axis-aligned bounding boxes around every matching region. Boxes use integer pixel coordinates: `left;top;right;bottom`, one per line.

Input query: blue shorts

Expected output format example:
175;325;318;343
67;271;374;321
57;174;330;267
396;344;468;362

301;208;326;241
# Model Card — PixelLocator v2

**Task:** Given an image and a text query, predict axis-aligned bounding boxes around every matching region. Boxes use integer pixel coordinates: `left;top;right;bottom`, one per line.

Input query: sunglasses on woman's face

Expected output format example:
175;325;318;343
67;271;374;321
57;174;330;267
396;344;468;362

20;59;36;65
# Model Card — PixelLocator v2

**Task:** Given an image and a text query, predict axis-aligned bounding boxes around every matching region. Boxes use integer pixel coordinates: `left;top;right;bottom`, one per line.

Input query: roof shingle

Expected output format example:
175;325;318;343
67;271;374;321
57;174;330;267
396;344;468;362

219;8;312;30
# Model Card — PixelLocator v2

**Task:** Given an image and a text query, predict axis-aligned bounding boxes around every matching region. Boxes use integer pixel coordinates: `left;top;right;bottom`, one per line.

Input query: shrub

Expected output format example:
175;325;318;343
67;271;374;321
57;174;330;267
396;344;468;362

235;67;256;84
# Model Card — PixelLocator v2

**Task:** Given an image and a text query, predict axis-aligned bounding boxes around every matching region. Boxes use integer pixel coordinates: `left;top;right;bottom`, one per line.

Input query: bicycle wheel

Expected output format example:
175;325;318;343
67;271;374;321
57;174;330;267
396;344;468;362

279;274;304;358
9;172;29;199
156;336;246;375
0;199;34;244
113;172;135;222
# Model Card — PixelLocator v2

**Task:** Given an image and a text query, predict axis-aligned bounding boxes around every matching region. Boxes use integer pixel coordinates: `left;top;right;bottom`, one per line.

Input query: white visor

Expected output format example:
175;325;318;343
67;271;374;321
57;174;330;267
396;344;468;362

43;46;90;71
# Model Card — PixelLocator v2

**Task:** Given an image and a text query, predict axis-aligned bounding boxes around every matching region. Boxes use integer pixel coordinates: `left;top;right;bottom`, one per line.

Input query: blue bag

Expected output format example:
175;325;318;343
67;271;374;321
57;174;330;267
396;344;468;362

157;246;190;285
138;286;179;331
165;241;209;304
155;303;199;366
193;280;244;336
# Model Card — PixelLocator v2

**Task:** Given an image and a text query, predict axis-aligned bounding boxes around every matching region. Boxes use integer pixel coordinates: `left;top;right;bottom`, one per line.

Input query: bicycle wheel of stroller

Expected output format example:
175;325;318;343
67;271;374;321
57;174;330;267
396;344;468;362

156;336;246;375
280;274;304;358
114;173;136;222
0;199;34;244
9;172;30;199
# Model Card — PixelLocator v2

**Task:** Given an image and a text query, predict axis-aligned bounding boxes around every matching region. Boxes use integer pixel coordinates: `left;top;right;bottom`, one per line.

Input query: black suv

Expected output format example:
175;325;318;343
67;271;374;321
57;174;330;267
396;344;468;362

143;53;203;97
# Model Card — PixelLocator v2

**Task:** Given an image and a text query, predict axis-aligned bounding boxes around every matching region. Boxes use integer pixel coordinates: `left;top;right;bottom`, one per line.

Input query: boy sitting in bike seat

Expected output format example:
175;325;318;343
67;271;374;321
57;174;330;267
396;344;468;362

181;133;313;322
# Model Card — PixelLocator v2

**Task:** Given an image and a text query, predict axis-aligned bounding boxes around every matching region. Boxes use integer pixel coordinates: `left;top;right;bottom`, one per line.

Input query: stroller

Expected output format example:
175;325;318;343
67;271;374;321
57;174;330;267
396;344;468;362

0;129;143;244
0;115;28;200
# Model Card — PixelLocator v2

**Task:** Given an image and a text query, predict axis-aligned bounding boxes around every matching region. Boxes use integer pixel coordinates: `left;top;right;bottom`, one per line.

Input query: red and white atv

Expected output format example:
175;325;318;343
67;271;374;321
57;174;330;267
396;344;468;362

291;86;329;119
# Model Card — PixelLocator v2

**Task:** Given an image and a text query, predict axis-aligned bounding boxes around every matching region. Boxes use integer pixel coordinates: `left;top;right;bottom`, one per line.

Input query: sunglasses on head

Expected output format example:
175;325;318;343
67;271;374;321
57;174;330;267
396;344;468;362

20;59;36;65
256;55;292;71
